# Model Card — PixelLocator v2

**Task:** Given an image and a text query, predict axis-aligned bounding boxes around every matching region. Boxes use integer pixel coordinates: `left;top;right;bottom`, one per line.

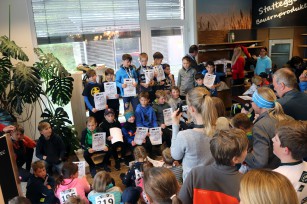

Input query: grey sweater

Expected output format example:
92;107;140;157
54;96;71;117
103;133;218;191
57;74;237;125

177;67;196;96
171;125;214;180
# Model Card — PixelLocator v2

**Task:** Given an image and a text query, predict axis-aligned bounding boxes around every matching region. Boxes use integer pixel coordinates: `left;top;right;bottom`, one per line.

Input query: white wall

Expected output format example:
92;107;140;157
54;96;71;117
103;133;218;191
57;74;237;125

0;0;42;139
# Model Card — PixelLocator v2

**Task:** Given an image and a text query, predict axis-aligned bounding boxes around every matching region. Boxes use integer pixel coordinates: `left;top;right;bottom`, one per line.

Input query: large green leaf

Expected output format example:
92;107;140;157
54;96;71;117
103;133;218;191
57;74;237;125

8;62;42;114
46;76;74;106
34;48;69;78
0;36;29;61
0;57;11;95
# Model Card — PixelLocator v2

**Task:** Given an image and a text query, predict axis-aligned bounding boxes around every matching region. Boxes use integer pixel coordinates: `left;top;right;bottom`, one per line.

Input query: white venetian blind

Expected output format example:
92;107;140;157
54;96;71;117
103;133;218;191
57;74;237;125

146;0;184;20
31;0;140;38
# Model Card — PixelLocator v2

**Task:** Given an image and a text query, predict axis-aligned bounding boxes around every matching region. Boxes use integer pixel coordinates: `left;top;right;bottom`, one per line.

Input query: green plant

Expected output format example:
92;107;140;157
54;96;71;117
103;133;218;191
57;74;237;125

0;35;80;154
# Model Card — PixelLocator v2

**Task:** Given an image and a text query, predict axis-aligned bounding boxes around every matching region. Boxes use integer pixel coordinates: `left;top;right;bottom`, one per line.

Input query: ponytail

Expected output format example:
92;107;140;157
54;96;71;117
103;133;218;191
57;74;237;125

55;162;78;191
55;175;65;192
269;101;292;122
170;194;183;204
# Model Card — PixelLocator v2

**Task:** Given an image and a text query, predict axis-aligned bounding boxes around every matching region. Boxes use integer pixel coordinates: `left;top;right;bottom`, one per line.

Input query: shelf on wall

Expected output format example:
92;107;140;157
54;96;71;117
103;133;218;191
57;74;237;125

199;46;264;53
199;40;263;47
298;45;307;48
301;34;307;36
304;58;307;61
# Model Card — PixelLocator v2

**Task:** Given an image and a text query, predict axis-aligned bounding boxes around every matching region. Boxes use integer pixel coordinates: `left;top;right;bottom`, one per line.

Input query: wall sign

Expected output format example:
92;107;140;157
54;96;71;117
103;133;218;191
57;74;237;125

252;0;307;28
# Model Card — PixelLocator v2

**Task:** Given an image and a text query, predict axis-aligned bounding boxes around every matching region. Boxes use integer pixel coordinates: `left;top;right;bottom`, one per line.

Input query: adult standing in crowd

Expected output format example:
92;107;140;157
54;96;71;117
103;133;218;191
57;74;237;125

231;46;245;85
186;45;204;73
171;87;217;180
254;47;272;75
273;68;307;120
245;87;292;169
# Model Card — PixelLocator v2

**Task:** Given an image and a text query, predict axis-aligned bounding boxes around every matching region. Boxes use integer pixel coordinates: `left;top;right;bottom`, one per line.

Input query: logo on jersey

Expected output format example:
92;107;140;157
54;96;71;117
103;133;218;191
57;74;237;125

91;87;100;96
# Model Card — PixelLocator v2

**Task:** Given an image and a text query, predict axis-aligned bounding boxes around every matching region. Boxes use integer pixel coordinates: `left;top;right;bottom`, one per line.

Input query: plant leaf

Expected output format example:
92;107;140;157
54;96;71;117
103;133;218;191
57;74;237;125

0;57;12;96
7;62;42;114
0;36;29;61
46;76;74;106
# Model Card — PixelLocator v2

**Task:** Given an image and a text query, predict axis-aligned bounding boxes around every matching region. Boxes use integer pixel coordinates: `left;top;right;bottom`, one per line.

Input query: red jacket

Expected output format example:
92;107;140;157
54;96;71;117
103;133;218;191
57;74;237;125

232;56;245;80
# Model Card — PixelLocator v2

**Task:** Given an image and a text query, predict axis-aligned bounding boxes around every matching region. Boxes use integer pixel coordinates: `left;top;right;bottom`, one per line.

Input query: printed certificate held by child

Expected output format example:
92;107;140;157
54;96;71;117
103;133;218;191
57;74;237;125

73;161;86;178
94;92;107;110
203;73;216;88
149;127;162;145
123;78;136;97
92;132;106;151
110;127;124;144
104;82;117;99
163;108;173;126
135;127;149;145
155;65;165;82
145;69;154;84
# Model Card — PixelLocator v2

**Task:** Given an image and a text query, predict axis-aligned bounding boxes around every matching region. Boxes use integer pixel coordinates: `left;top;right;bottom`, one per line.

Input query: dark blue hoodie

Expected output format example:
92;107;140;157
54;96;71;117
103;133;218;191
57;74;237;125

135;104;158;128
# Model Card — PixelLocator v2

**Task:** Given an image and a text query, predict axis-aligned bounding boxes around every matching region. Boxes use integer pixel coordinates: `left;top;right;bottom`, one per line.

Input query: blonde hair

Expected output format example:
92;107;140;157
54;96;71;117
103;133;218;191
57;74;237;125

86;116;97;125
64;196;87;204
186;87;218;137
32;160;45;172
240;169;299;204
162;148;174;165
92;171;113;192
133;146;147;161
144;167;182;204
155;90;167;99
252;76;262;86
231;46;245;65
257;87;292;122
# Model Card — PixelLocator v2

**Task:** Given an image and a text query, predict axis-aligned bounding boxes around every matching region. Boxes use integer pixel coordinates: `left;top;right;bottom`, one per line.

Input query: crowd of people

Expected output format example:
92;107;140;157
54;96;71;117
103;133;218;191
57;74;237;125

2;44;307;204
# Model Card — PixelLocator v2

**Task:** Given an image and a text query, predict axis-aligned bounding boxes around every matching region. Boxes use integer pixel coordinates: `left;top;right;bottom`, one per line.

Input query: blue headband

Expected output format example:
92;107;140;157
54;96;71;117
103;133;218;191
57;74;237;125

252;90;275;109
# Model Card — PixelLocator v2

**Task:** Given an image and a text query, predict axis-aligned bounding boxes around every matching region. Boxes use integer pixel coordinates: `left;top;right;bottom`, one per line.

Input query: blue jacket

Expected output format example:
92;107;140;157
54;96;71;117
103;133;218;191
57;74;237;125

122;121;136;144
115;65;138;96
135;104;158;128
299;81;307;92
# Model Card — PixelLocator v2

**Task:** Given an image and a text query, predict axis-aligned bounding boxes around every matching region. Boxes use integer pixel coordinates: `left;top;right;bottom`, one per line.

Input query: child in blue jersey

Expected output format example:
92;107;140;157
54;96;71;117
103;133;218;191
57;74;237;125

202;61;224;97
115;54;139;111
82;69;106;125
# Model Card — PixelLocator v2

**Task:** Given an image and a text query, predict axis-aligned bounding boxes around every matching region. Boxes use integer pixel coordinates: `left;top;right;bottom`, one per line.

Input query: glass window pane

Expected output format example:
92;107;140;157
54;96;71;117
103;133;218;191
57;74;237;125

146;0;184;20
151;27;184;79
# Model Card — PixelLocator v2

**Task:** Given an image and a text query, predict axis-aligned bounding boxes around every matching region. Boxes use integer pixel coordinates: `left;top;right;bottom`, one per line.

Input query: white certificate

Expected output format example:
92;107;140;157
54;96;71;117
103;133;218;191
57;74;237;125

155;65;165;82
110;127;124;144
163;108;173;126
92;132;106;151
238;95;252;101
123;78;136;97
134;127;148;145
94;92;107;111
73;161;86;178
149;127;162;145
95;194;115;204
104;82;117;99
144;69;154;84
203;73;216;88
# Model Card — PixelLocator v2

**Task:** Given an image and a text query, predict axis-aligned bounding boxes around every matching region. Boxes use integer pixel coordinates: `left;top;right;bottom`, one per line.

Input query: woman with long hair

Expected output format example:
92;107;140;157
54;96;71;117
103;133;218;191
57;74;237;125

231;46;245;85
171;87;217;180
244;87;293;169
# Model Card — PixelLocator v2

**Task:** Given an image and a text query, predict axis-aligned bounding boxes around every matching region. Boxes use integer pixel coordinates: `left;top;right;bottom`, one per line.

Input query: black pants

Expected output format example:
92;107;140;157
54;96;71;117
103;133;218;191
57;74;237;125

83;149;111;170
111;142;125;161
144;128;172;156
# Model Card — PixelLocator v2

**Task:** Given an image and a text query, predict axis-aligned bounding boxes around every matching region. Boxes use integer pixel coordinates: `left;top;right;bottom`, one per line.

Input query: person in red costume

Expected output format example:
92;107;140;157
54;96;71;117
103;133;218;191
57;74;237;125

231;46;245;85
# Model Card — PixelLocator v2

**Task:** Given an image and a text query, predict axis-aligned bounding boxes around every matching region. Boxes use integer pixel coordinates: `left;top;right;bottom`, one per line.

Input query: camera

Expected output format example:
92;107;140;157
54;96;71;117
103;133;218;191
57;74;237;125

176;100;187;115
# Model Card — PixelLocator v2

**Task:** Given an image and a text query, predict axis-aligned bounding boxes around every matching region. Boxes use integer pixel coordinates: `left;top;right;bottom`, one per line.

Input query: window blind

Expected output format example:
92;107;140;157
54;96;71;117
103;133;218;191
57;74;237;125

146;0;184;20
32;0;140;38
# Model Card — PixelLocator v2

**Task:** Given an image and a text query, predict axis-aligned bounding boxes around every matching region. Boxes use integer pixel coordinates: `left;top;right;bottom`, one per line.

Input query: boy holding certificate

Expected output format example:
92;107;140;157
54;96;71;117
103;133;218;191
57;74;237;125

82;69;105;125
81;117;110;177
202;61;224;97
151;52;166;92
137;52;155;103
115;54;139;111
102;68;120;118
99;108;125;171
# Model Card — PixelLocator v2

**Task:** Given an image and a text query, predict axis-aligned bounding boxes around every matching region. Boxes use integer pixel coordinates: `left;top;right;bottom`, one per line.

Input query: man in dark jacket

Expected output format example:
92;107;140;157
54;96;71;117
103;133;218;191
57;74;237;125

36;121;65;175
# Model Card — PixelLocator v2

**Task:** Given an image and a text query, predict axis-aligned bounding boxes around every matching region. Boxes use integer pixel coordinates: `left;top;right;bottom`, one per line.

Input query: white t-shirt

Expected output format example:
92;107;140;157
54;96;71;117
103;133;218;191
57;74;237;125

274;161;307;203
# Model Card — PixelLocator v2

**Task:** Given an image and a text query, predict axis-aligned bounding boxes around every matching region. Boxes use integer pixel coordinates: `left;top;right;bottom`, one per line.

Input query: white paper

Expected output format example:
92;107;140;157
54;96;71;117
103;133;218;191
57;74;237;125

163;108;173;126
203;73;216;88
104;82;117;99
135;169;144;186
134;127;148;145
182;105;188;112
73;161;86;178
147;156;164;167
155;65;165;82
60;188;77;203
94;92;107;111
149;127;162;145
95;193;115;204
110;127;124;144
92;132;106;151
123;78;136;97
238;95;252;101
144;69;154;84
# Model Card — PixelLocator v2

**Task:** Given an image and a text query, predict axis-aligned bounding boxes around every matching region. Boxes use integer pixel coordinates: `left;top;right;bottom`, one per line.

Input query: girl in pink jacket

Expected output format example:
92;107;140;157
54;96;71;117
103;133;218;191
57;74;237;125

55;162;90;204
